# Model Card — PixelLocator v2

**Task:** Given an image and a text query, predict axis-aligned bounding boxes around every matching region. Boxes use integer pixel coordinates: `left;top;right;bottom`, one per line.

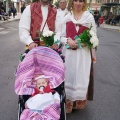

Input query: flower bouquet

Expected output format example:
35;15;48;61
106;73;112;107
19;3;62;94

40;30;65;61
40;30;54;47
77;25;99;49
66;25;99;49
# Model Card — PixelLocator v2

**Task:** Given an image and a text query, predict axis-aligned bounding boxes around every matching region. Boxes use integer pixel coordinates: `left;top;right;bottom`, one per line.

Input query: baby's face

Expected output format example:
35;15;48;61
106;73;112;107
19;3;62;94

36;78;48;88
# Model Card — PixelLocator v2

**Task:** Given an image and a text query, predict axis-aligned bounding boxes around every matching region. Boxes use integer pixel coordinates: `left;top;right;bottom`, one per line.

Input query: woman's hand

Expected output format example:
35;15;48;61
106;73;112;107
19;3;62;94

67;38;78;49
28;42;38;50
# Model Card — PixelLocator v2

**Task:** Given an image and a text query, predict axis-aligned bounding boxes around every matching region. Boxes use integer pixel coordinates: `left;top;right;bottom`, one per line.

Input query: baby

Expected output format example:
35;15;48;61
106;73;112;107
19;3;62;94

25;75;60;113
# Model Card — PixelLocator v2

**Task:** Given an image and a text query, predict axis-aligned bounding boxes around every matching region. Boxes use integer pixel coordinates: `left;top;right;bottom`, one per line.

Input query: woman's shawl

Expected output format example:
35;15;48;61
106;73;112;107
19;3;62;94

61;11;97;62
15;46;65;95
62;11;96;33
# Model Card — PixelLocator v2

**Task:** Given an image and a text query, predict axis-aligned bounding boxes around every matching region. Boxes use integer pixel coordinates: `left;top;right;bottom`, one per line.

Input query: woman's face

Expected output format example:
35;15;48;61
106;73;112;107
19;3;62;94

73;0;85;12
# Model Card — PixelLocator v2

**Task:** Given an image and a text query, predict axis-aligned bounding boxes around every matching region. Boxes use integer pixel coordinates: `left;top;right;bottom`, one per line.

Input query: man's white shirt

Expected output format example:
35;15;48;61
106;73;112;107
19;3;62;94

19;5;61;45
55;8;68;35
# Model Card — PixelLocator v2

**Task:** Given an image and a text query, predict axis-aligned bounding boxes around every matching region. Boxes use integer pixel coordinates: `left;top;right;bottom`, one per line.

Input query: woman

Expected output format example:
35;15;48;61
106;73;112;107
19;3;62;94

60;0;97;113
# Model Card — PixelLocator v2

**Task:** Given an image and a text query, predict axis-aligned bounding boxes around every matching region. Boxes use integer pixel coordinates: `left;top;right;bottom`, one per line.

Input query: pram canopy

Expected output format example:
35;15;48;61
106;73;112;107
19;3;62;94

15;46;65;95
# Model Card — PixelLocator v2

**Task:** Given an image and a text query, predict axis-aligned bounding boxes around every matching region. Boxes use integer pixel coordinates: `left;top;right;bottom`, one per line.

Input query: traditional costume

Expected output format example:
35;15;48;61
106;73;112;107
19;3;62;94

19;1;61;46
56;8;68;31
60;11;97;112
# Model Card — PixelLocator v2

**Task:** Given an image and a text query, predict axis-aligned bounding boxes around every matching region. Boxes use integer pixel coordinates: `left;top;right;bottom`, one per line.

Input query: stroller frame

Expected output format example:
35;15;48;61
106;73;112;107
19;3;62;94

18;82;66;120
17;48;66;120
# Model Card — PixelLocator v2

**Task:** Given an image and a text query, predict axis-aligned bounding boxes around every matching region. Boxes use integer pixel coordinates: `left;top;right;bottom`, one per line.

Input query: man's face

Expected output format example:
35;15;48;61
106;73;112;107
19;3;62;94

41;0;50;4
59;0;67;10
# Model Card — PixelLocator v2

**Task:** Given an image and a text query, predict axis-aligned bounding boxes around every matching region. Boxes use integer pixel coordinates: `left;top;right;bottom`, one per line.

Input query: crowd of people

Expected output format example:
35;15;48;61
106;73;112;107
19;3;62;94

105;14;120;25
0;2;17;21
0;3;8;20
93;9;120;26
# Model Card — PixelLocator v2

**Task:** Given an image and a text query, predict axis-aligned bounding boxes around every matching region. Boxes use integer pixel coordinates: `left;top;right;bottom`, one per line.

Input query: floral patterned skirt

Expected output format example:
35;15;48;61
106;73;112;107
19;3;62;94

66;99;87;113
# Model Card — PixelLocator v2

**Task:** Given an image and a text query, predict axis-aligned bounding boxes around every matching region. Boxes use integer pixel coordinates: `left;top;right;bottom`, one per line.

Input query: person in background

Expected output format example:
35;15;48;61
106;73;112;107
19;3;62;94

60;0;98;113
12;6;17;18
1;4;5;12
102;8;108;20
21;4;26;14
8;6;12;18
55;0;68;49
0;5;8;21
19;0;61;50
93;10;100;27
57;0;68;24
105;14;113;24
58;0;68;17
111;15;120;25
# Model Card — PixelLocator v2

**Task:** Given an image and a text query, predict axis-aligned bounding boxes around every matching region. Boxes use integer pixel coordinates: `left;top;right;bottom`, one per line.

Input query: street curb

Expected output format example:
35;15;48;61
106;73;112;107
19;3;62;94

101;27;120;31
1;19;120;32
100;26;120;31
0;19;20;24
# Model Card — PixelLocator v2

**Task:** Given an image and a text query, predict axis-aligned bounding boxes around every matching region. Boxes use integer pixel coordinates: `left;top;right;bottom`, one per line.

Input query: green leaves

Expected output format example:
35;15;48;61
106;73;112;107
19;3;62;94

78;25;93;49
40;34;54;47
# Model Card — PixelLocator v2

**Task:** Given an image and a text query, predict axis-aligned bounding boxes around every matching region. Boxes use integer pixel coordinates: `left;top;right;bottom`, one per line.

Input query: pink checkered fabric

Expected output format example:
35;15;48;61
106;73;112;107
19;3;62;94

20;103;60;120
15;46;65;95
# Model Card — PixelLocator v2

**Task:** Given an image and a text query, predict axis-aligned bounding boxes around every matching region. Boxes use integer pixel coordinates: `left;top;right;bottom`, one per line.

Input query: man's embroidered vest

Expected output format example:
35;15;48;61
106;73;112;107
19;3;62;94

30;2;57;45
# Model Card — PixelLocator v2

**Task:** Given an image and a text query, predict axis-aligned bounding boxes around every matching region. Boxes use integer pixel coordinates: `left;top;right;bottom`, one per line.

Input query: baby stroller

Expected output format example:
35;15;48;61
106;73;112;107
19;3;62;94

15;46;66;120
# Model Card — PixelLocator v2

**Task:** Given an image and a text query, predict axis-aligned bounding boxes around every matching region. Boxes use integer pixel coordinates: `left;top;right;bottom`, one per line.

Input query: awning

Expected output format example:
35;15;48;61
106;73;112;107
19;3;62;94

90;6;100;10
103;3;120;6
90;8;100;10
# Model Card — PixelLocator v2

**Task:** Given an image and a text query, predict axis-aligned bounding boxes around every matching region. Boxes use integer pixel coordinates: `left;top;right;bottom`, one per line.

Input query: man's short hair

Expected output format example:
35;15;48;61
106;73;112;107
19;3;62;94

58;0;67;3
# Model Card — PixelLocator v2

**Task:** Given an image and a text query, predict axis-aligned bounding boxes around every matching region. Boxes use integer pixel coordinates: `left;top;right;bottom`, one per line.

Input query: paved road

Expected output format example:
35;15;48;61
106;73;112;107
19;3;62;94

0;21;120;120
0;21;24;120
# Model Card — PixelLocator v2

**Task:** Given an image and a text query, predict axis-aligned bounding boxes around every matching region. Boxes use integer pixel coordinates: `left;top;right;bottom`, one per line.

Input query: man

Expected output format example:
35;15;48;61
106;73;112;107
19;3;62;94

56;0;68;30
21;4;26;14
19;0;61;50
12;6;17;18
58;0;67;11
93;10;100;27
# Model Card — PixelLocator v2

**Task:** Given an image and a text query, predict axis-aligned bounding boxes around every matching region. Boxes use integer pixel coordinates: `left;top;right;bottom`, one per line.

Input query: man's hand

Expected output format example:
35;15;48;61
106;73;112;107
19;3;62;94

50;44;59;50
28;42;38;50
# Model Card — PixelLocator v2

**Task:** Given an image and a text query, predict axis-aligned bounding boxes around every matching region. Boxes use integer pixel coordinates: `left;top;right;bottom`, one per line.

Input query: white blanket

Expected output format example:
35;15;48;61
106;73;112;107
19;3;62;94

26;92;60;110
